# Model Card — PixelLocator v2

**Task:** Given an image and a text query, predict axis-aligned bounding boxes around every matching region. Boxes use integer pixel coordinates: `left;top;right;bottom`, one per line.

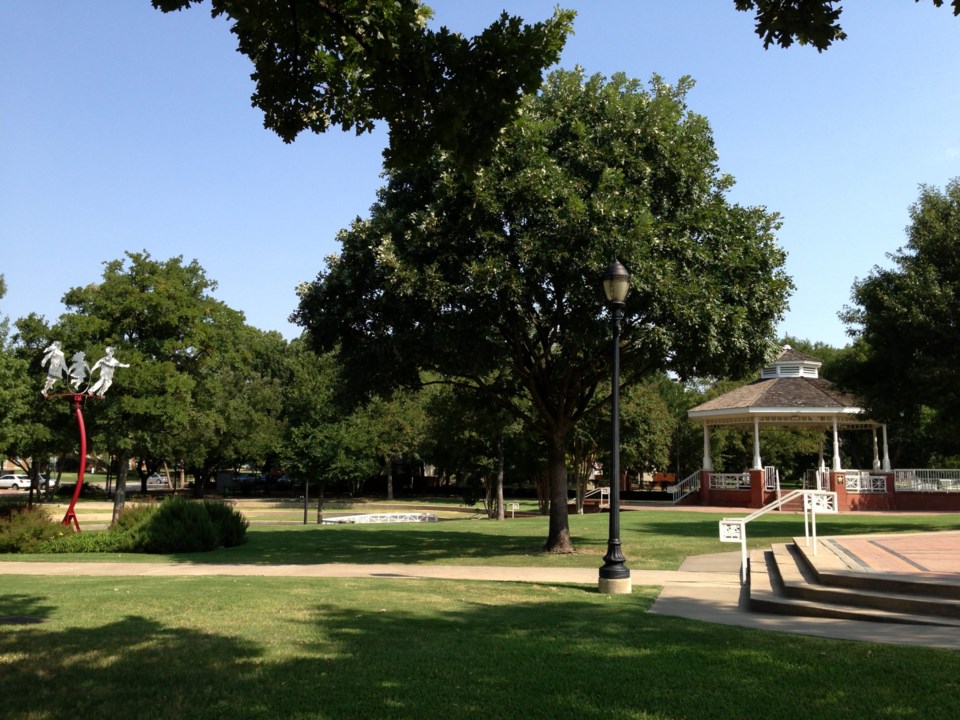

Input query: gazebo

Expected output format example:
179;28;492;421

686;347;892;509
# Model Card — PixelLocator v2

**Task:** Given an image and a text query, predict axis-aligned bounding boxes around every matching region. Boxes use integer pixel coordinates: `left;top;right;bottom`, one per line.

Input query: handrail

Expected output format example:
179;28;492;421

669;470;701;505
580;487;609;514
719;490;838;584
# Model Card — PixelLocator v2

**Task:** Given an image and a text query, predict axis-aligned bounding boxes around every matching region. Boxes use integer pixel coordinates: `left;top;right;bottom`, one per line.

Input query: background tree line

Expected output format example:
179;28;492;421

1;254;700;522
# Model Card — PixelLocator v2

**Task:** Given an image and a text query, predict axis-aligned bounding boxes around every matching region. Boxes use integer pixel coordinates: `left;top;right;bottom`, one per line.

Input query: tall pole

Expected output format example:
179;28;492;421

599;261;631;594
62;394;88;531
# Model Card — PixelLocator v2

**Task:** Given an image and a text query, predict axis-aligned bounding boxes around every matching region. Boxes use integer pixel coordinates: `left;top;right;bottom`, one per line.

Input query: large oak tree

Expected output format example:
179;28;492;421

295;69;792;552
152;0;573;169
736;0;959;51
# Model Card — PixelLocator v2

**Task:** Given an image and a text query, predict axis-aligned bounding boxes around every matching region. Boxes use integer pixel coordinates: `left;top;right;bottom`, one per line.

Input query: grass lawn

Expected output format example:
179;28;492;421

7;502;960;570
2;575;959;720
3;504;960;718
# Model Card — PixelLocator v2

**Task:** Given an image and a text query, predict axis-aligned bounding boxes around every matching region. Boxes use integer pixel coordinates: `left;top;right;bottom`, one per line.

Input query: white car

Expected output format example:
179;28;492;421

0;474;31;490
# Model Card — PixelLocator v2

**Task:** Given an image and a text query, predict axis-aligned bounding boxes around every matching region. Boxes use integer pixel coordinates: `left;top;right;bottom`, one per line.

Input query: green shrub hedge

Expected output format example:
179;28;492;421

0;497;248;554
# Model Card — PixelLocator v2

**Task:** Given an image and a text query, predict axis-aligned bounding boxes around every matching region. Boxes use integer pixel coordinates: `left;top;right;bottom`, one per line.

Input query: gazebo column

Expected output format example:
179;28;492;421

872;427;881;471
752;417;762;470
882;424;891;471
701;425;713;472
832;417;841;471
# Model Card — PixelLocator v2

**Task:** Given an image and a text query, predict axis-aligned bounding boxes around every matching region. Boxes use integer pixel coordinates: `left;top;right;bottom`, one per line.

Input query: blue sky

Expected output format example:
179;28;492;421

2;1;959;349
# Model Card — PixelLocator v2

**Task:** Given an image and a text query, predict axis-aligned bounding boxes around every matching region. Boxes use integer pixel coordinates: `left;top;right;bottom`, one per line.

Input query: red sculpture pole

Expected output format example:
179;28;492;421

62;393;87;531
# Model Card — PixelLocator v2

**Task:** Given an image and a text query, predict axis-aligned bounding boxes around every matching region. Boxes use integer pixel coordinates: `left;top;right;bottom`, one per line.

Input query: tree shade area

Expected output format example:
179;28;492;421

151;0;574;169
294;68;792;552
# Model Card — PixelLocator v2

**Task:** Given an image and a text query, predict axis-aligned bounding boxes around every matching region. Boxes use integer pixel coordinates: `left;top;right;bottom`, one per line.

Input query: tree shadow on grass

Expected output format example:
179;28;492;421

0;594;56;621
174;524;561;565
2;582;960;720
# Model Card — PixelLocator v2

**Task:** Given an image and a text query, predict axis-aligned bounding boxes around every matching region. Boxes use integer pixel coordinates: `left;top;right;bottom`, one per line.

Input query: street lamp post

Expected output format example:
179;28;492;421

599;260;632;594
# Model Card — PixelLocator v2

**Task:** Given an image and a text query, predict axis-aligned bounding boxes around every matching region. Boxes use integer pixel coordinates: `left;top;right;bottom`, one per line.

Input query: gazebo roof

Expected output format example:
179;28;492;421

688;347;875;429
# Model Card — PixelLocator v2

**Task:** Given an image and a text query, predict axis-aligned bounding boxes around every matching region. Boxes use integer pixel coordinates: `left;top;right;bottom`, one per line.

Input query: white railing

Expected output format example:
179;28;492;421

580;487;609;513
709;473;751;491
895;469;960;493
669;470;701;505
802;468;831;491
321;512;439;525
719;490;838;584
846;474;888;493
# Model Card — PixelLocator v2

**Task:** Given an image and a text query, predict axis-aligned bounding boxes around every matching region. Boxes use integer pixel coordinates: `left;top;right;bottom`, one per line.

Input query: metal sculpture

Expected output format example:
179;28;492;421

40;343;129;530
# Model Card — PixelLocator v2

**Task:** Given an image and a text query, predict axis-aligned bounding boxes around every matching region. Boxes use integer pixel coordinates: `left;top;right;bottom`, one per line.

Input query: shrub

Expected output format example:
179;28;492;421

0;505;62;553
1;497;248;555
45;529;134;554
203;501;249;548
137;496;219;553
113;503;159;533
54;482;108;499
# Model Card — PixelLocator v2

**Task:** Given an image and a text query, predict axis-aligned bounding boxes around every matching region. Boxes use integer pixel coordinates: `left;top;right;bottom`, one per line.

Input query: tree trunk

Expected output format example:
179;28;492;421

111;450;131;525
495;433;505;521
385;458;393;500
544;435;574;553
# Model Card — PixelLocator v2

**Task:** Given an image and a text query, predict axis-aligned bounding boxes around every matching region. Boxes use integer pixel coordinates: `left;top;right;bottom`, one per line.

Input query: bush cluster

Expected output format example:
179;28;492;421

0;505;62;553
0;497;248;554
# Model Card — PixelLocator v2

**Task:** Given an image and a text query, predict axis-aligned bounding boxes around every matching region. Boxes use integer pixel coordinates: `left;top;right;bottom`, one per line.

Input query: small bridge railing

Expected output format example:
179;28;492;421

719;490;838;584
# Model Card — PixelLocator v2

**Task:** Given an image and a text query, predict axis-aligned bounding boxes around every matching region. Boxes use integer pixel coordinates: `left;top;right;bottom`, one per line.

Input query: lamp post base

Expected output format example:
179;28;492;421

598;576;633;595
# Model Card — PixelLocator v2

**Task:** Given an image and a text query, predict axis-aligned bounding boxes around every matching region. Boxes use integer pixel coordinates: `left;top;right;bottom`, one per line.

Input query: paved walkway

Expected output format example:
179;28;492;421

2;531;959;651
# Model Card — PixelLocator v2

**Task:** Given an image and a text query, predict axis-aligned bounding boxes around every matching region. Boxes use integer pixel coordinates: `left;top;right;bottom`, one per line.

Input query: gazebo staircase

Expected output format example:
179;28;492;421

747;539;960;627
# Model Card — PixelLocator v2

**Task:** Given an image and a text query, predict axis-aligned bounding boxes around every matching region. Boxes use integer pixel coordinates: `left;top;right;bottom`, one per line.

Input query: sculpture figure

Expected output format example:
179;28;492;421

87;347;130;397
67;351;91;391
41;341;66;395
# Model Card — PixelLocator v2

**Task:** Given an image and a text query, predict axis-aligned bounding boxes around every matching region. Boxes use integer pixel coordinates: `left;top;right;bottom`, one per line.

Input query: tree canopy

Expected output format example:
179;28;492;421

295;68;792;551
838;179;960;462
152;0;573;169
735;0;960;51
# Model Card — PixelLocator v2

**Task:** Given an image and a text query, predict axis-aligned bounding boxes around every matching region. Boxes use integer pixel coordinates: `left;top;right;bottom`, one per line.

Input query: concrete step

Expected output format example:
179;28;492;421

794;537;960;600
748;547;960;627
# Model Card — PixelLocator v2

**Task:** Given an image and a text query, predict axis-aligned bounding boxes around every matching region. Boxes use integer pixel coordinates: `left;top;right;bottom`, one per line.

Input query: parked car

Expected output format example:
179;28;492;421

0;474;31;490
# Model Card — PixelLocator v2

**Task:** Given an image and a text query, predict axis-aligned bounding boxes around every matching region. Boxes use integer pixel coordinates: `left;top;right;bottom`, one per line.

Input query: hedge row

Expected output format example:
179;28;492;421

0;497;248;554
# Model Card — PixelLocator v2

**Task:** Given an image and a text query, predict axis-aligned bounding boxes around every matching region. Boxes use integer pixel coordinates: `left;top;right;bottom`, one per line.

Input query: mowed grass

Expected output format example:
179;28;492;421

3;505;960;719
6;502;960;570
3;574;960;720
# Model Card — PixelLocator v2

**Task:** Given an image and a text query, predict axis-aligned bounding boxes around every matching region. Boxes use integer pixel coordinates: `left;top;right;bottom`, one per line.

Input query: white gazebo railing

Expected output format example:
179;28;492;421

709;473;751;491
844;470;888;494
894;469;960;492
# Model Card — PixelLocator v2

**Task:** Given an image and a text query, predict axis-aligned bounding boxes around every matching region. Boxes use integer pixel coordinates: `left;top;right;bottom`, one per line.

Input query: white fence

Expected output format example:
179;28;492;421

894;469;960;493
321;512;439;525
709;473;751;491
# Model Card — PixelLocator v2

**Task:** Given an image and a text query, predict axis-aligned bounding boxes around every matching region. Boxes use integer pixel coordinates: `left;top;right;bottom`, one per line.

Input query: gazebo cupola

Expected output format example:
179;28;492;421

759;349;821;379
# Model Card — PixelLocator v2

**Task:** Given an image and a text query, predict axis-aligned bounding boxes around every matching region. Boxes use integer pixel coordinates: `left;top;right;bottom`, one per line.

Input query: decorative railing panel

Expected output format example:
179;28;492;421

709;473;751;491
846;474;888;494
